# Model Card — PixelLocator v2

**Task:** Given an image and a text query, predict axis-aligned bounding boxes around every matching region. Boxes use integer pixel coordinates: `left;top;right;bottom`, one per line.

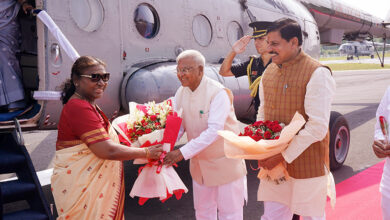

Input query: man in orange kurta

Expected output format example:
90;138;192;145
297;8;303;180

256;18;336;219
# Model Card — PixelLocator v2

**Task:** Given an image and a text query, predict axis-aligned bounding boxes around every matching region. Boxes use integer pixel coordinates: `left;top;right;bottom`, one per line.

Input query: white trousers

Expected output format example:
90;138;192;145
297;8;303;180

261;201;325;220
382;193;390;220
193;176;247;220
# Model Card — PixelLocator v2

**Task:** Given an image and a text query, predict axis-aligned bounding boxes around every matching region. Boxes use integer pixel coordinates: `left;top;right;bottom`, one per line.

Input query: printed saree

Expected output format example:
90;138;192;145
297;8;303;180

52;100;124;220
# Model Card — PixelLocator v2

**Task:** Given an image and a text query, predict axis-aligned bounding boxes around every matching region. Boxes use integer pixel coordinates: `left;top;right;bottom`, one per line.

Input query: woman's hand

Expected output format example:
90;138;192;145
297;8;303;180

372;140;390;158
89;140;163;161
146;145;163;160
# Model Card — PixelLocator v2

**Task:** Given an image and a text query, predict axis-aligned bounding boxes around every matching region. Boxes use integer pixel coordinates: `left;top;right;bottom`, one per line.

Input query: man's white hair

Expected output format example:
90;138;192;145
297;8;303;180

176;49;205;67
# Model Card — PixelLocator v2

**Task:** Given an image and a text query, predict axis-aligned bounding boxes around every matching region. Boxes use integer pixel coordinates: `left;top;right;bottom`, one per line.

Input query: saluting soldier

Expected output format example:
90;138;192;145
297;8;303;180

219;21;273;119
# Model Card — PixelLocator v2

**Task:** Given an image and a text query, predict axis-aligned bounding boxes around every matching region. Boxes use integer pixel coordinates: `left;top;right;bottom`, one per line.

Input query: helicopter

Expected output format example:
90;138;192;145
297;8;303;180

338;40;390;60
2;0;390;169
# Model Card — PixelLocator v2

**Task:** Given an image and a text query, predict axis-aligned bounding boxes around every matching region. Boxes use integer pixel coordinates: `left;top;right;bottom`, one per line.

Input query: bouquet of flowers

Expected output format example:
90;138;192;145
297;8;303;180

240;120;284;141
112;99;188;205
218;112;306;182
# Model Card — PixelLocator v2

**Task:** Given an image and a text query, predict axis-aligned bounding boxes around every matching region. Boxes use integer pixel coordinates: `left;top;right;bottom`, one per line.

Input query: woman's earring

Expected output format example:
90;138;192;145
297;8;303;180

75;83;79;87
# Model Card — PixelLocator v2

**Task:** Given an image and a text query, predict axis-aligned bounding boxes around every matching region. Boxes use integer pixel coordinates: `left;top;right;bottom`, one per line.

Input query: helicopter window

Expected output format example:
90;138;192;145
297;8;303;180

134;4;160;39
69;0;104;32
227;21;243;46
192;15;212;46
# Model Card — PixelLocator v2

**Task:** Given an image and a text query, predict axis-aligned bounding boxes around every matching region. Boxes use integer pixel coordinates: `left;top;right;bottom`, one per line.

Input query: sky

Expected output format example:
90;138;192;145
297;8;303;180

346;0;389;20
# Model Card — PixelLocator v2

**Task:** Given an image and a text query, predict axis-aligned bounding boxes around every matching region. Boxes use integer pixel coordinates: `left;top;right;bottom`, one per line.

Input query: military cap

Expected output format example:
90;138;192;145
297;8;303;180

249;21;273;38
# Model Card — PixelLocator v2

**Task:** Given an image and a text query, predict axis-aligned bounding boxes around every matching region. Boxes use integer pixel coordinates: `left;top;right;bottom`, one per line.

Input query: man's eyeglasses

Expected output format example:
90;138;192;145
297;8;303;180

80;73;110;82
176;67;194;74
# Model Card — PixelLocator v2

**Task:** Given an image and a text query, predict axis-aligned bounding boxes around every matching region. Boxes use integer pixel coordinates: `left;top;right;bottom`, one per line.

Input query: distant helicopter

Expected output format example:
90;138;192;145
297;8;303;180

338;40;390;60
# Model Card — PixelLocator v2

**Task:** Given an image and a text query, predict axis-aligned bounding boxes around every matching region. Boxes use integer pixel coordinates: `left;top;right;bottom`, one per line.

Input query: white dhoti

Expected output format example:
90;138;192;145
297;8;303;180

193;176;247;220
258;169;331;218
382;193;390;220
261;201;325;220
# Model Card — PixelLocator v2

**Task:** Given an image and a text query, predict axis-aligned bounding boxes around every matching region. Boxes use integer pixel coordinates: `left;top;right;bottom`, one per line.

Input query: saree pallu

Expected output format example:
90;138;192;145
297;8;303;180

51;127;125;220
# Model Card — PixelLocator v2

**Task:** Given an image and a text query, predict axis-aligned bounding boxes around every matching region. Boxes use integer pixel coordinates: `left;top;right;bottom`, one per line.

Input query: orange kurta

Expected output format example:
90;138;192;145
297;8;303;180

262;51;330;179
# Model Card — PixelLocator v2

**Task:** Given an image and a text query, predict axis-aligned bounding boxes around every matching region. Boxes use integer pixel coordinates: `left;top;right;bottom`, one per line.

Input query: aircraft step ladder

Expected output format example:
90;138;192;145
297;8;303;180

0;119;53;220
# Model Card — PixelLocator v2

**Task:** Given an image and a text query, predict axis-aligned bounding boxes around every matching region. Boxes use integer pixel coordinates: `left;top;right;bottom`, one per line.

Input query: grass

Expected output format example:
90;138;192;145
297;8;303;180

327;63;390;71
320;52;390;61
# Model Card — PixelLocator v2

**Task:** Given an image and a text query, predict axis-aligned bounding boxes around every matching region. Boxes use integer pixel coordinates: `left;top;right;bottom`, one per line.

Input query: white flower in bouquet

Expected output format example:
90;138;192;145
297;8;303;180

127;108;145;130
147;101;158;115
156;101;173;127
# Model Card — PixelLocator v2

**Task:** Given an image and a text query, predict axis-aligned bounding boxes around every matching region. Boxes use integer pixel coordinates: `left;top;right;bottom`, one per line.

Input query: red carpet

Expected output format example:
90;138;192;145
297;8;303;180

325;160;385;220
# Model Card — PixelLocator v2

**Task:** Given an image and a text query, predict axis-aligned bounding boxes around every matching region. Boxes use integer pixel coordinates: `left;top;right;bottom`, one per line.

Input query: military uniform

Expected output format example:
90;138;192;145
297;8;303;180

229;21;273;117
230;56;271;113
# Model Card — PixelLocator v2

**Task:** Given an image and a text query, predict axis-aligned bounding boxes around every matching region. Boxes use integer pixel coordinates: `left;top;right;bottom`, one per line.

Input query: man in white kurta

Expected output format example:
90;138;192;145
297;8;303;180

372;87;390;220
256;18;336;220
164;50;247;220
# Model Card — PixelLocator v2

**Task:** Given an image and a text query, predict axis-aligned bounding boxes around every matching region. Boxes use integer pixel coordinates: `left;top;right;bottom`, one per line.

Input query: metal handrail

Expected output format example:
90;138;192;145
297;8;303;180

12;118;24;146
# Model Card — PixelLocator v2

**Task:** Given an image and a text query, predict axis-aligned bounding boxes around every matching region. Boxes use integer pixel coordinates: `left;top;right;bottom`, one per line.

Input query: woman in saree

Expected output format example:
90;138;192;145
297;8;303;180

51;56;163;220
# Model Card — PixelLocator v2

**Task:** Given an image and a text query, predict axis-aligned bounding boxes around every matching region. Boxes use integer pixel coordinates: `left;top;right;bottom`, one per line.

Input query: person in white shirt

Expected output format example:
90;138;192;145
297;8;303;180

372;86;390;220
164;50;247;220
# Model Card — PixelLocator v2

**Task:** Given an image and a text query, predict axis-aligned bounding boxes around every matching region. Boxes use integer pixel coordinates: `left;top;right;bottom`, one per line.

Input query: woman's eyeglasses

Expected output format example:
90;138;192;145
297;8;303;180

80;73;110;82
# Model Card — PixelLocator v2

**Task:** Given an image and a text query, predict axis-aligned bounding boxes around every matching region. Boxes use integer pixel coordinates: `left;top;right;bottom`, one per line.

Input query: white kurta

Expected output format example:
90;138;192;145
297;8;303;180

176;90;230;159
257;67;336;217
374;86;390;220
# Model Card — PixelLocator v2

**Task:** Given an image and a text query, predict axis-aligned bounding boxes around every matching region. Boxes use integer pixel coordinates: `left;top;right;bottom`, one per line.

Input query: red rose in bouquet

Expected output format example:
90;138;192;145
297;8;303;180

240;120;284;141
218;112;306;184
117;100;176;146
379;116;388;138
